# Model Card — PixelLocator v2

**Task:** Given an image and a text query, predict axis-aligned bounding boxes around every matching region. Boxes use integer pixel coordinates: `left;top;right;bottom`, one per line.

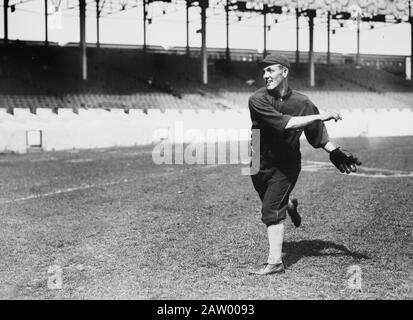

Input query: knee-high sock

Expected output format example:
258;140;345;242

267;223;284;264
287;199;293;211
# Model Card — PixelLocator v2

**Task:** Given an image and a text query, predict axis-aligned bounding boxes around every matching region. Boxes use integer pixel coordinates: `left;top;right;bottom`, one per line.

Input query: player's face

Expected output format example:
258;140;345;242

263;64;288;90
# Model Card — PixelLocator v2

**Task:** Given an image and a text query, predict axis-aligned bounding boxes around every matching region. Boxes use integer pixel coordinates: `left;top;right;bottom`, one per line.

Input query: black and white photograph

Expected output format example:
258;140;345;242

0;0;412;304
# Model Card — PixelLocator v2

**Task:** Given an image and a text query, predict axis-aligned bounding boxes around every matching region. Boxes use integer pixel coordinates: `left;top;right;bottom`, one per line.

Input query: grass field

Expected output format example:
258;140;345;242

0;136;412;300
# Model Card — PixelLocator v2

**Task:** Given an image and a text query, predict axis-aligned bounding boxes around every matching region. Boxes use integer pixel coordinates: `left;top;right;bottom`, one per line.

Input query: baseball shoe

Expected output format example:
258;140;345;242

248;262;285;275
287;198;301;228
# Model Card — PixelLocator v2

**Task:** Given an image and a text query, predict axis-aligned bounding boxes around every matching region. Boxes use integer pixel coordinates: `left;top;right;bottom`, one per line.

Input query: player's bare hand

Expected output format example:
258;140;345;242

322;112;342;122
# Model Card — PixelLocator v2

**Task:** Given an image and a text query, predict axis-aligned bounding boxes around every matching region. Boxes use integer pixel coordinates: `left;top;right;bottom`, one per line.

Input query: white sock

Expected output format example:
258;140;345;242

287;199;293;211
267;224;284;265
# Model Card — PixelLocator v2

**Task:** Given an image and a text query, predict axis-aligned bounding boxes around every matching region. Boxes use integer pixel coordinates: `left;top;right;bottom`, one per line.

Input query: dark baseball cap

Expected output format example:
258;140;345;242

258;53;290;69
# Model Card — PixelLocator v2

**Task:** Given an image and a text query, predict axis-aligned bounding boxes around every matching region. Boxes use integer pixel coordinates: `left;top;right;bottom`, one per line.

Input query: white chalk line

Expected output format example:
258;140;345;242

0;149;153;164
0;170;178;205
65;158;95;163
28;157;58;162
303;161;413;178
1;160;411;205
0;164;221;205
346;172;413;178
121;151;153;156
0;180;124;205
238;159;412;177
305;161;408;173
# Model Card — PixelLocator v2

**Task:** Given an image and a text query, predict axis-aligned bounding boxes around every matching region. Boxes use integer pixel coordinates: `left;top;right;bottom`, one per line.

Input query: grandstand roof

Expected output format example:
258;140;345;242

236;0;411;17
3;0;412;85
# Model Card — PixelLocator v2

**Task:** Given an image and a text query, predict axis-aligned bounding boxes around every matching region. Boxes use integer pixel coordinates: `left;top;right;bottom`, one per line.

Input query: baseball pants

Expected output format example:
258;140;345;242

251;166;300;226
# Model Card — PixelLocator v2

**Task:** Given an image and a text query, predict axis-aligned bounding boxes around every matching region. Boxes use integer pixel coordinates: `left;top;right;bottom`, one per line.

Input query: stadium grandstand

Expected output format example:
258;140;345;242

0;41;412;113
1;0;413;151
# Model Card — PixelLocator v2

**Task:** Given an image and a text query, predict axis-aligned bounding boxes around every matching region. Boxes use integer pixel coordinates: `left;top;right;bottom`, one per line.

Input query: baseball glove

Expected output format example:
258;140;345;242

329;147;362;174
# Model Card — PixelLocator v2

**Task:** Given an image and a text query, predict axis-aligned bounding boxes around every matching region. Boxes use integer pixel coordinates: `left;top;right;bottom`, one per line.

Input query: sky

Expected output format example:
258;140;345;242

1;0;411;56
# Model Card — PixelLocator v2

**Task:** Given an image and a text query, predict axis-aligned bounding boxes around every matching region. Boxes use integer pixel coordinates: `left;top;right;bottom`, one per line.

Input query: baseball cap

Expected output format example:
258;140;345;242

258;53;290;69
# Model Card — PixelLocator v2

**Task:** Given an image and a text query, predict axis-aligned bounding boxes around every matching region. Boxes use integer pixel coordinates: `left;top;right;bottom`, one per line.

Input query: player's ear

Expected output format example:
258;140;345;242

282;67;289;78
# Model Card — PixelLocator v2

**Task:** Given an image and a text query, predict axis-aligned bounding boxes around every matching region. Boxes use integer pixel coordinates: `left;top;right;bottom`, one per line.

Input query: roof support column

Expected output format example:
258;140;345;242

409;1;413;83
186;0;190;56
45;0;49;45
3;0;8;45
327;11;331;65
143;0;147;53
225;0;230;61
96;0;100;47
263;5;267;58
200;0;208;85
308;10;315;87
80;0;87;80
356;12;361;66
296;8;299;64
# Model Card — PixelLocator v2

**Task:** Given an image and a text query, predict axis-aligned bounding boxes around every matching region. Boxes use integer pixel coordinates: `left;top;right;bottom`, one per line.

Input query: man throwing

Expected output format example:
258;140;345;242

248;54;362;275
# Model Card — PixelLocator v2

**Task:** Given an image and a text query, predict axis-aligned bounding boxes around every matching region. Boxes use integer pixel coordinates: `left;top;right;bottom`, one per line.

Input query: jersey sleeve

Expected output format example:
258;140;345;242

303;100;330;148
249;95;292;134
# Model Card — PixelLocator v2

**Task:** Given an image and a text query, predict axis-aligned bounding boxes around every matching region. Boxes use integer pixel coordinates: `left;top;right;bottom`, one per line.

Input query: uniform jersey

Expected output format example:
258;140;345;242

249;86;329;171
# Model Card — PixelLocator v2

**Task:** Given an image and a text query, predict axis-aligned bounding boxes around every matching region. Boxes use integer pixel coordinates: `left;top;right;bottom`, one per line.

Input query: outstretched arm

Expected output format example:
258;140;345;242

285;111;341;130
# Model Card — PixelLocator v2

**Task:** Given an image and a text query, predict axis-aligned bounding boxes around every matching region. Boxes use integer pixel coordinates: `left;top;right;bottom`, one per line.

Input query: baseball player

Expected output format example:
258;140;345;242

248;54;362;275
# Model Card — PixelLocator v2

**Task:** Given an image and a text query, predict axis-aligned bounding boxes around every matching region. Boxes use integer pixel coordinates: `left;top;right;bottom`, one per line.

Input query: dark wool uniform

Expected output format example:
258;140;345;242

249;86;329;226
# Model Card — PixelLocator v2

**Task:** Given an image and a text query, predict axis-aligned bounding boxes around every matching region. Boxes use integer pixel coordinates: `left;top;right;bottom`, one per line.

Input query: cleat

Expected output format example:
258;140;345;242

248;262;285;275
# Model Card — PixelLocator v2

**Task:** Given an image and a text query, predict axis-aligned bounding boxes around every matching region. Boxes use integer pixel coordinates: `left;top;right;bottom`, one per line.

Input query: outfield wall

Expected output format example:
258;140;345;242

0;108;412;153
